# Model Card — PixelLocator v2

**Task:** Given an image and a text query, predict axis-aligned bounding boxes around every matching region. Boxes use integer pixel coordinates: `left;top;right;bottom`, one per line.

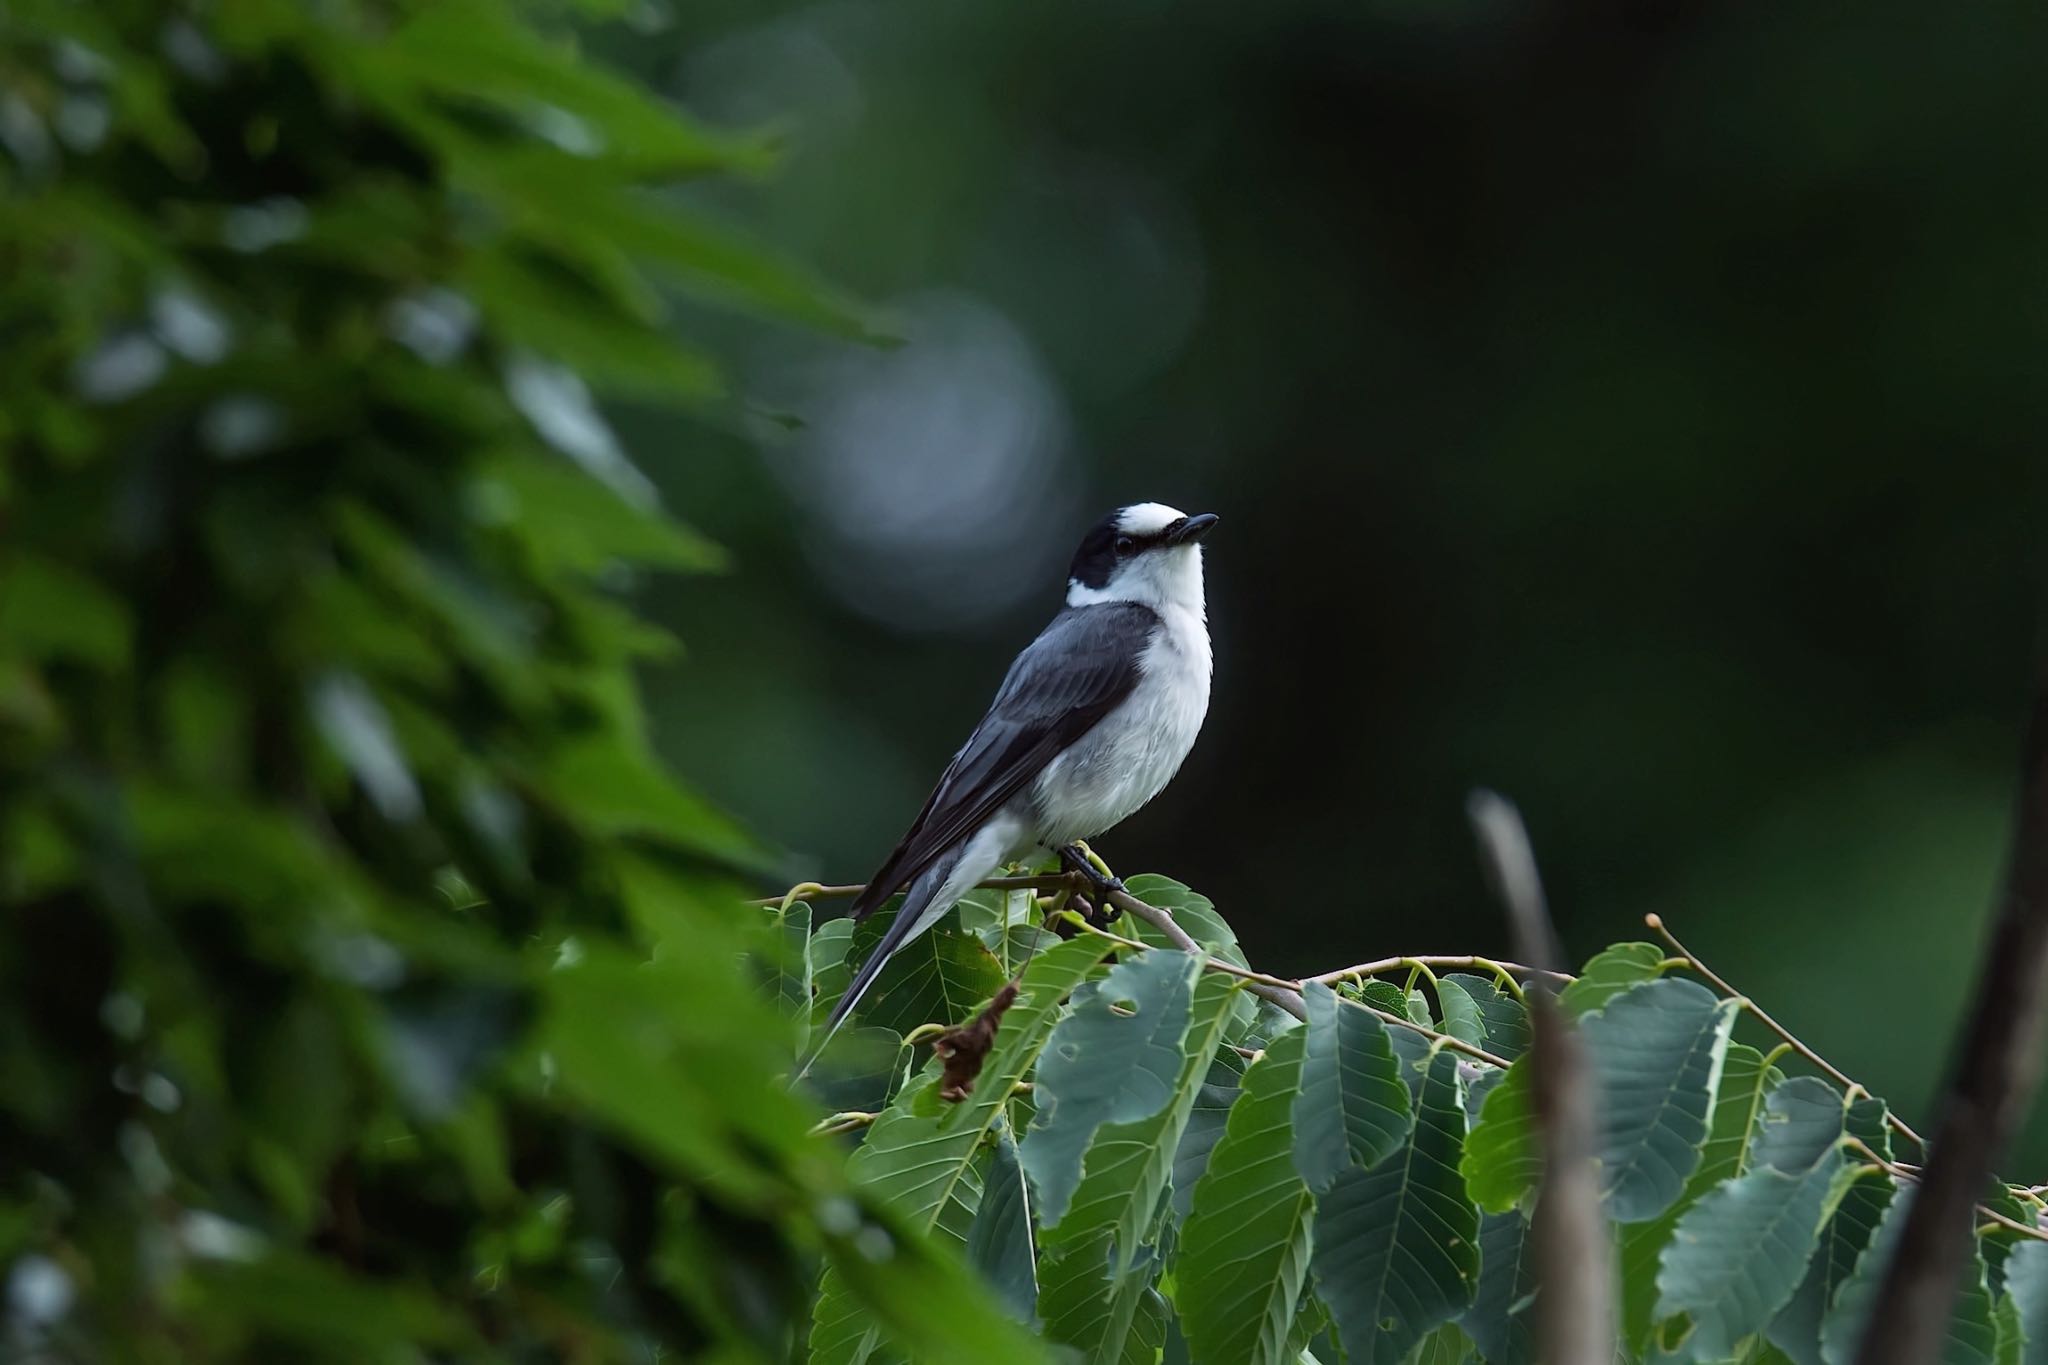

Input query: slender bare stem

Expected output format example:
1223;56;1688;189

1843;1138;2048;1244
1645;913;1928;1151
1064;916;1509;1068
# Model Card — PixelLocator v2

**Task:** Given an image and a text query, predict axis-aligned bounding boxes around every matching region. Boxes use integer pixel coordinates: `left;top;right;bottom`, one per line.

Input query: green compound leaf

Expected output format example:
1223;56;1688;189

1443;972;1532;1062
1585;978;1739;1222
1122;874;1250;968
968;1120;1038;1323
1292;981;1413;1192
1313;1047;1480;1365
1436;975;1488;1047
2003;1239;2048;1365
1623;1042;1785;1349
1652;1077;1852;1361
1820;1186;2000;1365
1561;941;1669;1017
1022;949;1201;1228
1462;1208;1535;1365
809;937;1111;1365
1177;1028;1315;1365
1045;972;1243;1265
1461;1057;1537;1215
1768;1098;1896;1365
848;914;1009;1035
1172;1043;1248;1222
1039;1233;1167;1365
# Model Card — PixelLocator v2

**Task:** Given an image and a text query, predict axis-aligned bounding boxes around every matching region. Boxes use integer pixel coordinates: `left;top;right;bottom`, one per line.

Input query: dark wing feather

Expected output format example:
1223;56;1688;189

847;602;1156;920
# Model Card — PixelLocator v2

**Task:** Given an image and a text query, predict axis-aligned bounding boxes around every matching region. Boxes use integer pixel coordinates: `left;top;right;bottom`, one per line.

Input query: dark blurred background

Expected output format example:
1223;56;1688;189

598;2;2042;1150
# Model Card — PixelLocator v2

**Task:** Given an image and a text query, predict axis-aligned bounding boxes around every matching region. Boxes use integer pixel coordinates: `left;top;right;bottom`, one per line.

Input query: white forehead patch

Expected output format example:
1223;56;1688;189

1116;502;1188;536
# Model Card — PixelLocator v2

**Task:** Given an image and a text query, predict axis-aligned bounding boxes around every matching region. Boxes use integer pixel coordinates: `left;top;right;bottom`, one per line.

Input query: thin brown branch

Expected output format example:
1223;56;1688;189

1065;917;1509;1068
1303;955;1569;988
748;874;1066;908
1856;679;2048;1365
1469;790;1614;1365
1096;886;1309;1021
1645;913;1928;1151
1843;1137;2048;1244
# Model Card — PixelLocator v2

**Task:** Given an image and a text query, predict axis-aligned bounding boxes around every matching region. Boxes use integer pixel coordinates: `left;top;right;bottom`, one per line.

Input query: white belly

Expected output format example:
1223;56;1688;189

1029;606;1211;847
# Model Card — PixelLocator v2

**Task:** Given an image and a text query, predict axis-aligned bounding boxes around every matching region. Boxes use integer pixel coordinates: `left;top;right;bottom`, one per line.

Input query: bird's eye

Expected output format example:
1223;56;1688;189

1114;535;1136;558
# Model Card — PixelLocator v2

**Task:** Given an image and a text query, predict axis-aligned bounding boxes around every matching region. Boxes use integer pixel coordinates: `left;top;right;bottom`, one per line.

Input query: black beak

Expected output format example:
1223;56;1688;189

1169;513;1220;545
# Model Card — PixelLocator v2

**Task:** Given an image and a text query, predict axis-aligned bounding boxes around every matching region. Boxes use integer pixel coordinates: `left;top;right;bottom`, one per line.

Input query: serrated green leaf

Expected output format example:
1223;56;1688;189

1442;973;1531;1062
1040;1233;1165;1365
1123;875;1249;968
811;918;856;1018
1585;978;1738;1221
1356;978;1413;1019
1435;977;1487;1047
1409;1322;1477;1365
2006;1240;2048;1365
775;902;812;1050
1047;972;1242;1272
1173;1044;1248;1222
1561;942;1669;1017
968;1120;1038;1323
1293;982;1413;1192
1768;1099;1896;1365
1313;1046;1480;1365
1997;1292;2025;1365
810;937;1111;1365
1178;1027;1315;1365
849;915;1009;1035
957;887;1039;963
1023;950;1201;1228
1462;1209;1534;1365
1652;1078;1852;1360
1624;1043;1784;1349
1820;1187;2000;1365
1460;1058;1536;1214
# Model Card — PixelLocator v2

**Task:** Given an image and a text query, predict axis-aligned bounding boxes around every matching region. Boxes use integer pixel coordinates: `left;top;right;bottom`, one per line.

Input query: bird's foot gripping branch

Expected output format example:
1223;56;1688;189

769;872;2048;1365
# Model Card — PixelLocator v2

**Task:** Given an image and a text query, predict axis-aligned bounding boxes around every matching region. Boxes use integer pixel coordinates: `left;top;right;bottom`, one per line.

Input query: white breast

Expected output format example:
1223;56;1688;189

1029;602;1212;847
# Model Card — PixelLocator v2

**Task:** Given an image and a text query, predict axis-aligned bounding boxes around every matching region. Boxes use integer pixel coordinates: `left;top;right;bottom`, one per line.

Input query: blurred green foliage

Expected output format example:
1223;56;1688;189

0;2;1035;1359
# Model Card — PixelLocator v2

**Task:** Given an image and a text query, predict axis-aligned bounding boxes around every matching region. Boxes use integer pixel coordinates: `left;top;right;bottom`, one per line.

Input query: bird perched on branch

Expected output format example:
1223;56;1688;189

803;502;1218;1070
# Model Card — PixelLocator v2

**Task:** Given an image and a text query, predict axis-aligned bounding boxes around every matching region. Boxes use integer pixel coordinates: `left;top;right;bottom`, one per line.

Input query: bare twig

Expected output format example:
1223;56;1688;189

1304;955;1567;990
1064;916;1509;1068
809;1111;878;1138
1097;886;1309;1021
1842;1138;2048;1244
1646;913;1928;1150
1646;909;2048;1240
1469;790;1614;1365
748;875;1067;907
1856;679;2048;1365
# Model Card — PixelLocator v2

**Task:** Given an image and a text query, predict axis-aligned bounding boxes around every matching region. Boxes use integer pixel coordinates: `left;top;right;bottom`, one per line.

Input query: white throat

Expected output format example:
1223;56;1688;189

1066;544;1207;617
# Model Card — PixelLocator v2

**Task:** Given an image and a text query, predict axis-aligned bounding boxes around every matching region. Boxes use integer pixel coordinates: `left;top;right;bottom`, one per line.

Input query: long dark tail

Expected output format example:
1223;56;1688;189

794;851;959;1080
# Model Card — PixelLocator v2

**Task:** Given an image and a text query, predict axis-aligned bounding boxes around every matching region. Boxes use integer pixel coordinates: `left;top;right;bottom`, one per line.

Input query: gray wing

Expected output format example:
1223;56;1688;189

846;601;1157;921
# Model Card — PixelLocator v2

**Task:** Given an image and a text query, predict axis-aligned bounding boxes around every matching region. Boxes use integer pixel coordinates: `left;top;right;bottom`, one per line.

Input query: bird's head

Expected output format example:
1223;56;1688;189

1065;502;1218;612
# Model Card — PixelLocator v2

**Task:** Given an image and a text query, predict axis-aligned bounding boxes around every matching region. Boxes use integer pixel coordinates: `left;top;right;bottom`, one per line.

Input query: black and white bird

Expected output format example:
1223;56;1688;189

809;502;1218;1059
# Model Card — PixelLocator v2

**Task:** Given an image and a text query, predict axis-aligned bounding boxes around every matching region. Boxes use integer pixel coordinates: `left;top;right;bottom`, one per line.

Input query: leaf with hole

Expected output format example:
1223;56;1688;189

1023;949;1201;1228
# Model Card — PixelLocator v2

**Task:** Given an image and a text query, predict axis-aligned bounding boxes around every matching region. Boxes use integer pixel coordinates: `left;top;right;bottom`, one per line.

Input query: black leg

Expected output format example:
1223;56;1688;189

1057;842;1125;897
1056;843;1124;928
